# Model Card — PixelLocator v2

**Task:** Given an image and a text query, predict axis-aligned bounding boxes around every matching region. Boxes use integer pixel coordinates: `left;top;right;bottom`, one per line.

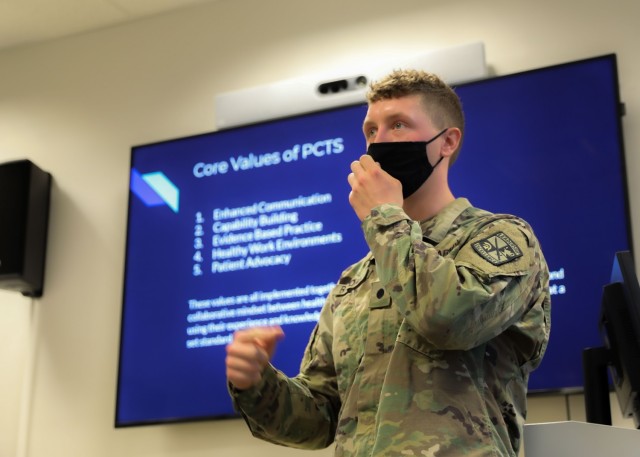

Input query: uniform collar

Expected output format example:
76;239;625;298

419;198;472;244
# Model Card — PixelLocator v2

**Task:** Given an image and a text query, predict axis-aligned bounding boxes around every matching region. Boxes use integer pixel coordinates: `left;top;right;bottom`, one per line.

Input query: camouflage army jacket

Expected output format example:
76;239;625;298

231;198;551;457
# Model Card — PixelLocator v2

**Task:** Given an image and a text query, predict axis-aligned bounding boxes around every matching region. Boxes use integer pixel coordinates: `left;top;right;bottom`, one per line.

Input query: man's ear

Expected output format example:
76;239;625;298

440;128;462;158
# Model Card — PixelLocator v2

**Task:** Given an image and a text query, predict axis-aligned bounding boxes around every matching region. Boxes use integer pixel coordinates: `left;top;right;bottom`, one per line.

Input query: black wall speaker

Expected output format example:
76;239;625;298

0;159;51;297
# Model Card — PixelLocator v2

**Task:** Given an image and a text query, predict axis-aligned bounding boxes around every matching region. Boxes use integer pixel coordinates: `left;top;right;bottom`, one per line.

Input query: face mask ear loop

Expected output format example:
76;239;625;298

425;128;449;145
426;128;449;168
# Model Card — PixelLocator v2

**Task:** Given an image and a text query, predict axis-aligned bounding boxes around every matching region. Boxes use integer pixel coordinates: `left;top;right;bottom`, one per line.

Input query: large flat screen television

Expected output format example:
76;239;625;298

116;54;631;426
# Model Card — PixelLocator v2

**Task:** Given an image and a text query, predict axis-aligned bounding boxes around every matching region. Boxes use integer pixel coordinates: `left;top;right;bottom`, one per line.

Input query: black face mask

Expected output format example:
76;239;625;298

367;128;448;198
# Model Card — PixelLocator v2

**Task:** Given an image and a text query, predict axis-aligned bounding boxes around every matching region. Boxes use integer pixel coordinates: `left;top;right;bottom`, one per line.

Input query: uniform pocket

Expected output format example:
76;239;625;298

396;319;442;359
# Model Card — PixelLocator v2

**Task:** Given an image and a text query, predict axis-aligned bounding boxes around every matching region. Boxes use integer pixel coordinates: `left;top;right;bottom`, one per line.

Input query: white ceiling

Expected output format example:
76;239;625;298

0;0;222;52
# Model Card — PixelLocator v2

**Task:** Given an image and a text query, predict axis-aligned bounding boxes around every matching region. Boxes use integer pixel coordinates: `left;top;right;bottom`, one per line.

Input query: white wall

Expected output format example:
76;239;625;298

0;0;638;456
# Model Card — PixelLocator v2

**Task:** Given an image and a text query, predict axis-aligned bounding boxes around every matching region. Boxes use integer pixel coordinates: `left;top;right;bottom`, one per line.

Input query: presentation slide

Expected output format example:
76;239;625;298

116;55;630;426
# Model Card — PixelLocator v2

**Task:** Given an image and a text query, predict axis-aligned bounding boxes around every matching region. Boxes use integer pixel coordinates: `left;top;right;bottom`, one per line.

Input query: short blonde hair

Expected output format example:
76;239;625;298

366;69;465;164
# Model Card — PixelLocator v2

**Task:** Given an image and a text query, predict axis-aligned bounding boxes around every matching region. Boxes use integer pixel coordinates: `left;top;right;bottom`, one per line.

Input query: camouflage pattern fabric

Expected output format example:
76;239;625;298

231;198;551;457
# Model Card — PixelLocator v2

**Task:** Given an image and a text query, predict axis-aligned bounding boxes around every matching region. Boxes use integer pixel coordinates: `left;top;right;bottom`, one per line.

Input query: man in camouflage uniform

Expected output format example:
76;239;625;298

225;69;551;457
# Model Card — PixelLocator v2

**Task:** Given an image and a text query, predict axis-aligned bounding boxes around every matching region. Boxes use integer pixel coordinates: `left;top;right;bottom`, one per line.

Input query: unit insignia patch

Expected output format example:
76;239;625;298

471;232;523;266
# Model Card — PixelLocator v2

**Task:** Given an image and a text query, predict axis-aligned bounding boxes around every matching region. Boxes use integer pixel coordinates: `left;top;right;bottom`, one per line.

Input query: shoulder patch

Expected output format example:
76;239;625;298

471;231;523;266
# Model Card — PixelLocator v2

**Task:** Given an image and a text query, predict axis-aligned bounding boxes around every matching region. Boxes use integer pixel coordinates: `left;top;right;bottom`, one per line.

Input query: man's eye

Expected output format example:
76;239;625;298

393;122;405;129
366;128;377;137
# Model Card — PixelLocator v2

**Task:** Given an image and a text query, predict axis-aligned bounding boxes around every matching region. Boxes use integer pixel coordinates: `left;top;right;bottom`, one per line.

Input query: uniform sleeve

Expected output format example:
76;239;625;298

362;203;548;351
230;286;341;449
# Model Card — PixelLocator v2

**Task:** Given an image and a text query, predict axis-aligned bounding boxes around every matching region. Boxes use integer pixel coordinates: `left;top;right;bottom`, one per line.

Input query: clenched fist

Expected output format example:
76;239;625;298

225;326;285;390
347;154;403;221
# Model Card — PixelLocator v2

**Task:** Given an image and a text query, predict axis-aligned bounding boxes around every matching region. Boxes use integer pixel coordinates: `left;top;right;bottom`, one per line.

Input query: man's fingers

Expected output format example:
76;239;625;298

350;160;362;176
358;154;378;169
225;346;265;371
225;331;277;390
229;326;285;362
232;326;284;344
350;156;382;180
226;338;269;365
226;360;263;390
225;326;284;390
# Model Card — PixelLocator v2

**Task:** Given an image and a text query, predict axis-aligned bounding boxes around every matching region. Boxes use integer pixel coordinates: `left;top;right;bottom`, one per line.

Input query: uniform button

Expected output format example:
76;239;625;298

376;288;385;299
